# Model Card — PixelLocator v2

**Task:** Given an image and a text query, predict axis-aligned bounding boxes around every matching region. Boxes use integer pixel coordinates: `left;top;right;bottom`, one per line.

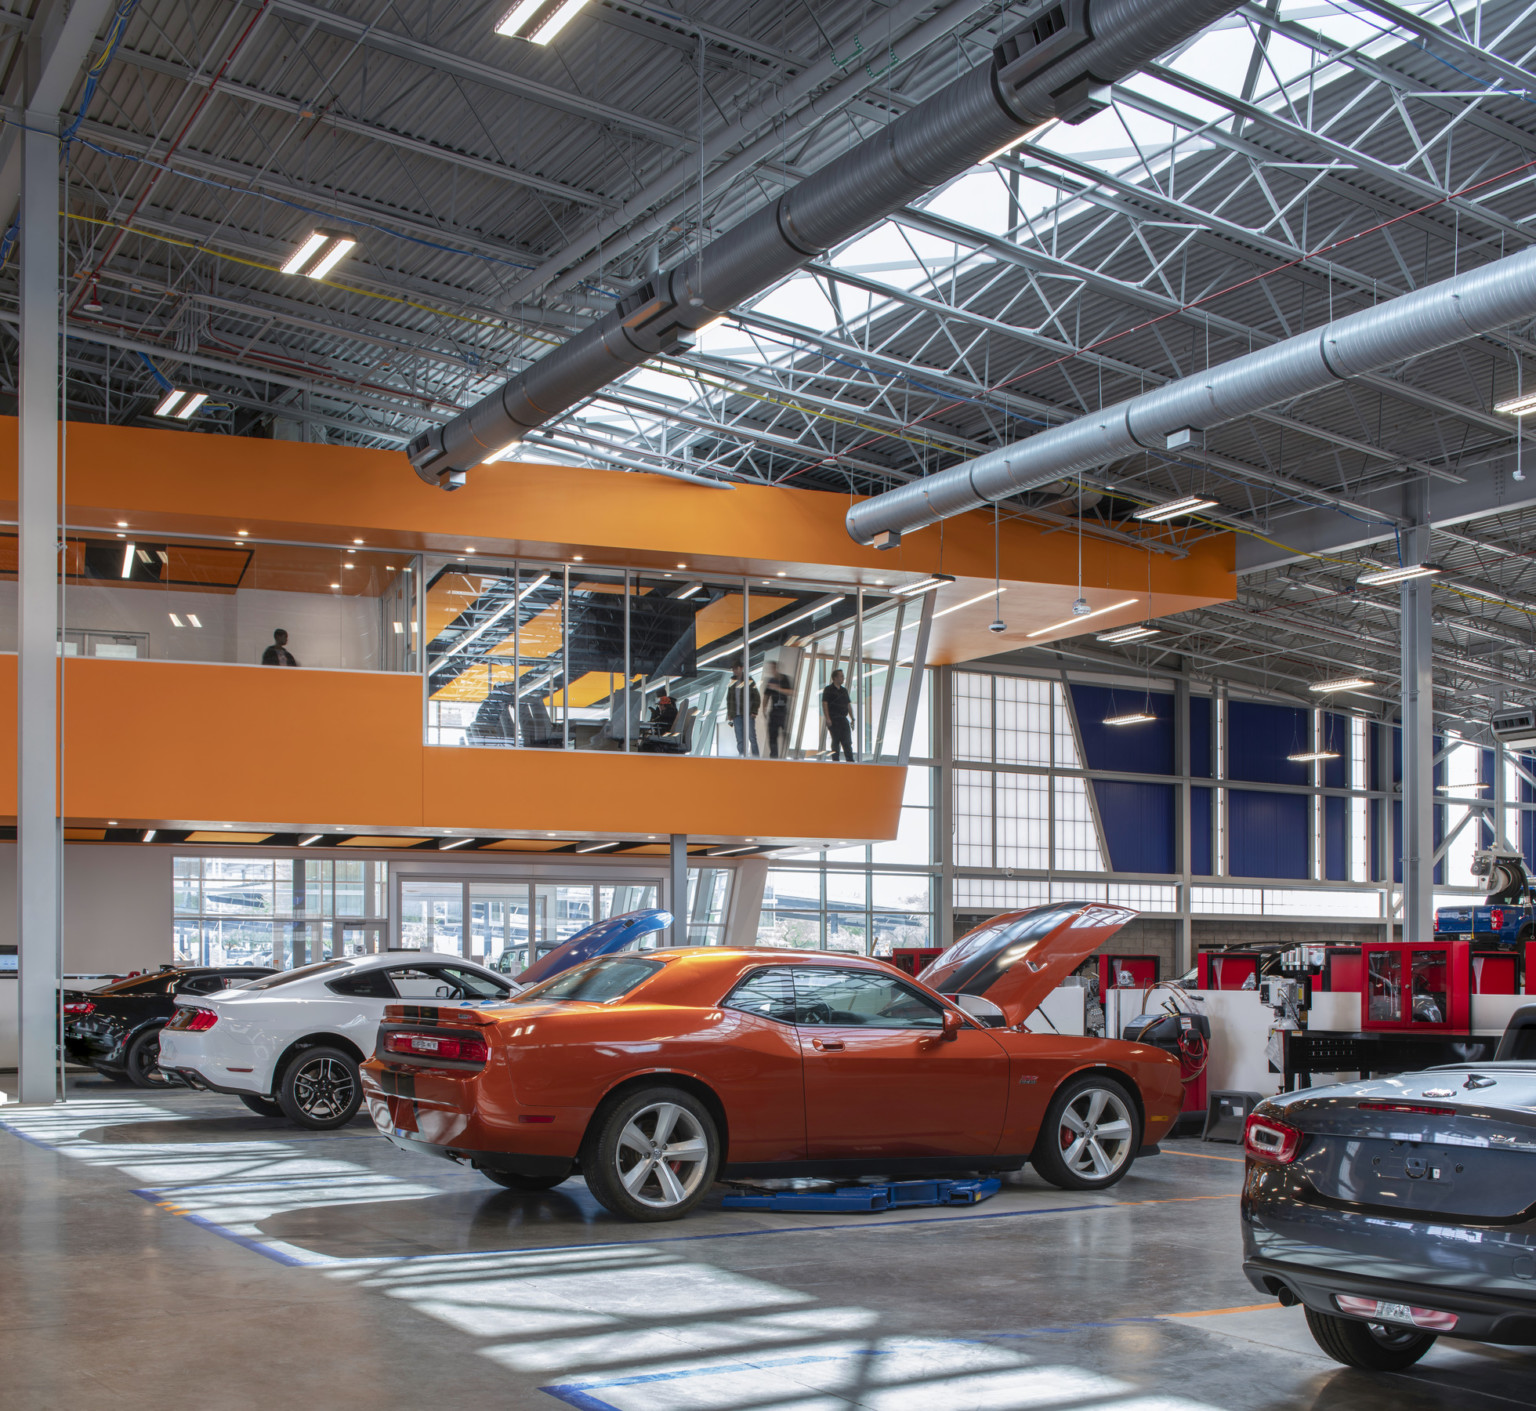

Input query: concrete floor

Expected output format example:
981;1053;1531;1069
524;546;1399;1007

0;1074;1530;1411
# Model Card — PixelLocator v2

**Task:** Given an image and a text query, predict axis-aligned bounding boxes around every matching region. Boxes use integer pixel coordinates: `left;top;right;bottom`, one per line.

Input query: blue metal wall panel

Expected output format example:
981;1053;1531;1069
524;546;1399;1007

1091;780;1176;874
1226;701;1309;785
1191;785;1213;875
1229;789;1309;878
1070;685;1174;775
1325;795;1346;880
1190;695;1212;778
1323;713;1347;790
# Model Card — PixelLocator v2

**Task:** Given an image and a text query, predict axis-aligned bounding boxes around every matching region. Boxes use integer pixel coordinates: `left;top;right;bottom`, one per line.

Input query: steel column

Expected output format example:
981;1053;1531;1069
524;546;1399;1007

17;109;60;1105
1400;494;1435;946
669;835;689;946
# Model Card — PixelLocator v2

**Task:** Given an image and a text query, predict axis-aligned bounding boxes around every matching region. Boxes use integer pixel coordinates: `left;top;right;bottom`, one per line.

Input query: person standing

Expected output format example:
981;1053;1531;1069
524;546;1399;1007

261;629;299;666
726;663;760;758
764;659;793;759
822;668;856;761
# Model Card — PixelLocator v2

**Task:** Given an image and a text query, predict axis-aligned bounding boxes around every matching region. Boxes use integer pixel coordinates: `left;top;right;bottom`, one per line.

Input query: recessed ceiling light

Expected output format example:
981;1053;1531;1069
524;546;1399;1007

465;547;476;553
116;533;125;538
677;563;687;569
573;555;584;561
236;529;249;537
330;582;341;589
116;521;128;528
353;538;364;545
777;571;787;577
221;823;232;829
108;821;118;826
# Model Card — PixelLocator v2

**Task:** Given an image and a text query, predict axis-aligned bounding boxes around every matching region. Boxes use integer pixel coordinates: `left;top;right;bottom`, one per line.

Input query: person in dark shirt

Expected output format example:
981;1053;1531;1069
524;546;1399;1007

763;660;793;758
650;692;679;732
261;629;299;666
821;668;855;761
726;663;761;757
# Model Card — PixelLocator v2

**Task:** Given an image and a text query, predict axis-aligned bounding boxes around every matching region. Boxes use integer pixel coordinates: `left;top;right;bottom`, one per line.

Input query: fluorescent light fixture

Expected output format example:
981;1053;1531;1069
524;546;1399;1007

141;829;156;842
1309;676;1373;693
1287;750;1340;762
1134;496;1219;522
120;543;134;579
153;388;186;417
893;573;956;597
281;231;330;274
187;614;201;628
440;573;549;660
494;0;541;35
1103;711;1156;726
174;392;208;420
676;584;702;600
982;120;1051;164
1437;783;1490;793
307;236;356;280
168;613;183;627
393;621;405;634
1357;563;1442;586
1026;597;1139;638
933;587;1005;620
528;0;587;44
298;834;325;846
1096;624;1159;643
707;844;759;856
482;435;525;464
1496;391;1536;416
439;836;476;850
699;596;846;664
575;840;620;853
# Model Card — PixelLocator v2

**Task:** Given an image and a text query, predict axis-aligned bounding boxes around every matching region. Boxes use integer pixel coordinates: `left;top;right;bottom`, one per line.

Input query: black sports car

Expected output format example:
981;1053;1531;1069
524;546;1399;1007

1241;1005;1536;1370
63;965;277;1086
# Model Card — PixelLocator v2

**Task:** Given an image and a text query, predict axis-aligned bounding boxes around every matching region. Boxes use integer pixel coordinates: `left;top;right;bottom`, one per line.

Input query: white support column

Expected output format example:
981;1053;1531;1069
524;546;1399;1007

17;109;60;1105
1174;675;1193;974
668;834;689;945
1400;504;1435;947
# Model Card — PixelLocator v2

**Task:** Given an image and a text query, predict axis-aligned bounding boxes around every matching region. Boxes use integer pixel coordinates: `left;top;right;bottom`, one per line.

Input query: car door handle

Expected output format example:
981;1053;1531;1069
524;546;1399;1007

811;1038;844;1051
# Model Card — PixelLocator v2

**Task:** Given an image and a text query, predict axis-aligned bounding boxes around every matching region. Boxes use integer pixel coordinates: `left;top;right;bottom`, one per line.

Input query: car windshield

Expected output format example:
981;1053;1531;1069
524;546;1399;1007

513;956;663;1005
242;961;352;990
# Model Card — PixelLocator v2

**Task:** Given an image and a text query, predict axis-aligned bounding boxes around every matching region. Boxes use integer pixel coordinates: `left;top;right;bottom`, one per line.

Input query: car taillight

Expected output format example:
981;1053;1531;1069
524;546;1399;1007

1244;1111;1302;1165
1335;1295;1458;1331
62;1000;95;1014
1358;1101;1455;1116
383;1031;488;1063
1491;908;1505;930
166;1006;218;1032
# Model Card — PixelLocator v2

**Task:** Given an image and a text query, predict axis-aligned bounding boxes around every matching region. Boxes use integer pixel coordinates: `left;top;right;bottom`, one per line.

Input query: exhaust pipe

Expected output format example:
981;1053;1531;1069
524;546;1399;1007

845;243;1536;546
409;0;1246;488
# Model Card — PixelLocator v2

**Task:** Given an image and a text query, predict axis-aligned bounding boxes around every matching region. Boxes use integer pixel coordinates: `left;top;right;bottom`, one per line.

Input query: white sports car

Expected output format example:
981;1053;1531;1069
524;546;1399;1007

158;952;516;1128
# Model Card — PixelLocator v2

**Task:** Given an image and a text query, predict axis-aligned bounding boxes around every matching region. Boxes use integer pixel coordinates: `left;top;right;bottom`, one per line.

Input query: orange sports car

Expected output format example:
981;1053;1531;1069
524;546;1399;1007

361;902;1182;1221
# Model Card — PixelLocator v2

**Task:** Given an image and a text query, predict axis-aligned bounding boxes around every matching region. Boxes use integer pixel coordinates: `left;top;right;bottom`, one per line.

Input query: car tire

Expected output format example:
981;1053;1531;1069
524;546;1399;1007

481;1166;572;1192
275;1046;363;1130
1303;1307;1436;1370
1030;1072;1141;1191
125;1028;165;1089
581;1086;719;1222
237;1093;286;1119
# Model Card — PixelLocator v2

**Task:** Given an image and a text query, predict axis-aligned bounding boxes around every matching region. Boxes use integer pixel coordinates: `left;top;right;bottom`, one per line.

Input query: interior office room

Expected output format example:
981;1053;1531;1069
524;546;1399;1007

3;2;1535;1409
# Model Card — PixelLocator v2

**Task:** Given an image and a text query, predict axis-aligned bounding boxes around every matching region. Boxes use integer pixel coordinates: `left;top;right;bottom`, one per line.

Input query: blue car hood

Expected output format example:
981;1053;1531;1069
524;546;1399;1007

515;908;672;988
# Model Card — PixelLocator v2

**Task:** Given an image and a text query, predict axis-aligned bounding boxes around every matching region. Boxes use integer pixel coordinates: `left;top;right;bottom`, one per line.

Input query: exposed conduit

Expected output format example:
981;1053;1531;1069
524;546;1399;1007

845;244;1536;546
409;0;1245;488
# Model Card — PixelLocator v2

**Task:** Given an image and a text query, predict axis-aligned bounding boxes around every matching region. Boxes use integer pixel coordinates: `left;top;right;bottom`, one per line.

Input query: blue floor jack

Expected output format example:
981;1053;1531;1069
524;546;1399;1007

721;1176;1001;1213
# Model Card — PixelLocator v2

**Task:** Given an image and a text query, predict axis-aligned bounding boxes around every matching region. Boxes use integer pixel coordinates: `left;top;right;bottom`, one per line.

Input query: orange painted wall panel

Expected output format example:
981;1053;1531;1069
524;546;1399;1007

0;657;903;840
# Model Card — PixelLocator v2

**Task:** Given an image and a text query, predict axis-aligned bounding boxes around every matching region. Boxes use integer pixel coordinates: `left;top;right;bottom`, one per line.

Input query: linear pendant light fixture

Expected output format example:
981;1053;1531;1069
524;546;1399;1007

1104;710;1155;726
1495;390;1536;416
1133;496;1219;522
281;230;357;279
1027;598;1139;639
495;0;587;43
1357;563;1443;587
1096;624;1159;644
1310;676;1373;693
1287;749;1340;762
893;573;955;598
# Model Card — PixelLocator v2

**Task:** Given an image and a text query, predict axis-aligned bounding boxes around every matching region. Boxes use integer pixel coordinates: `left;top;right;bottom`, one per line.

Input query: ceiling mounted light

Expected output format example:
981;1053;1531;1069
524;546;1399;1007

1026;598;1139;639
142;829;156;842
494;0;541;35
1103;710;1155;726
187;614;201;628
1357;563;1443;587
1096;624;1159;643
174;392;208;420
1134;496;1220;522
1309;676;1373;693
575;840;620;853
707;844;759;856
281;230;356;279
153;388;187;417
299;834;324;846
1495;391;1536;416
482;436;524;464
1287;750;1340;763
120;542;135;579
527;0;589;44
168;613;183;628
439;836;476;850
933;587;1006;620
893;573;956;597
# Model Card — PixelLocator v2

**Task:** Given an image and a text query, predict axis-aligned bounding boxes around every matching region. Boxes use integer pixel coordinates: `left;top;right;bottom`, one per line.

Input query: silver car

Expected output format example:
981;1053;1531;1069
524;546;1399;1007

1241;1008;1536;1370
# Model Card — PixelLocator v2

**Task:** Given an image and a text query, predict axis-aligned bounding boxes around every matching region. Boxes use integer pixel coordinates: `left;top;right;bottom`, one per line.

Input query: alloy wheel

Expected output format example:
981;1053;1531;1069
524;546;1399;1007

614;1101;710;1209
291;1056;356;1121
1057;1086;1134;1179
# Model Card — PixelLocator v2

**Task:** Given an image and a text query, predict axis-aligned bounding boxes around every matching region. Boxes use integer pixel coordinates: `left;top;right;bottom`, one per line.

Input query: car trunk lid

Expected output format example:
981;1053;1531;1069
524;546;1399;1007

1281;1066;1536;1221
916;901;1136;1028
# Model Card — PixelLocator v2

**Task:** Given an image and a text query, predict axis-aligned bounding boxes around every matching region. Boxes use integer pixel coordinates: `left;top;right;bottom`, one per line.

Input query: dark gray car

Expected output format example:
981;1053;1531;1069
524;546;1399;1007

1241;1026;1536;1370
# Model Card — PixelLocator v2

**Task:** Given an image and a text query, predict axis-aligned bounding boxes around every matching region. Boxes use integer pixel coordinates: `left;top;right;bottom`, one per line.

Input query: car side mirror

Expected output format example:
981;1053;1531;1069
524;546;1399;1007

940;1008;963;1042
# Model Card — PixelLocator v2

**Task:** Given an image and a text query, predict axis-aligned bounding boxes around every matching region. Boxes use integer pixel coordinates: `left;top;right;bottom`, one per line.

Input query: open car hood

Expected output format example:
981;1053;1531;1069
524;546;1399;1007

917;902;1136;1028
515;907;672;988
